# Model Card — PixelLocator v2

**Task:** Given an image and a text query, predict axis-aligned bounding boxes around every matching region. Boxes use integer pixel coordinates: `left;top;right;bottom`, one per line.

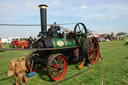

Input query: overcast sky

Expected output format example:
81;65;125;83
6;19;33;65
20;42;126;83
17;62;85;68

0;0;128;38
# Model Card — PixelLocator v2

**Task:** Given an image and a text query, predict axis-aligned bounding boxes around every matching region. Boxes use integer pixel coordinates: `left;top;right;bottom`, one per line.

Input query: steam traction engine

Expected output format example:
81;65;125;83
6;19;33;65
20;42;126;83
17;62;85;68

25;4;100;80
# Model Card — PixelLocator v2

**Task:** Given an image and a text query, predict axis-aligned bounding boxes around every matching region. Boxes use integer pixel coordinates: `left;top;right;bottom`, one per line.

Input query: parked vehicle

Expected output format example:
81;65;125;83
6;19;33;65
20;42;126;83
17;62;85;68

9;39;29;48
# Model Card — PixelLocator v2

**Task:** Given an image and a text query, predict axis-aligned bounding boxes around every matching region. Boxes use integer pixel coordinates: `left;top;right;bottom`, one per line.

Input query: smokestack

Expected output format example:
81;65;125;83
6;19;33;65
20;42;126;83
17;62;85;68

39;4;48;33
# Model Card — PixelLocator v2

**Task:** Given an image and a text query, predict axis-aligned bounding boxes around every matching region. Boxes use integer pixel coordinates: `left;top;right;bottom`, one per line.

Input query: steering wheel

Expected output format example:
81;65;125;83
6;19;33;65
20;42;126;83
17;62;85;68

74;23;87;45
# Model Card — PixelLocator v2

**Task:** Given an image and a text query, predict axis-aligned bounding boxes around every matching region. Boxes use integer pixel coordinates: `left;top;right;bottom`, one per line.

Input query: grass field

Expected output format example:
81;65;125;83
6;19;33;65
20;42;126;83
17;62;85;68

0;37;128;85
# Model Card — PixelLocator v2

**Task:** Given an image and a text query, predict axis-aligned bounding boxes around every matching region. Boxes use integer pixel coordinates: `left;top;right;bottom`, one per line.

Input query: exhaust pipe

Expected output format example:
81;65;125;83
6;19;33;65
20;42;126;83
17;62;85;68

39;4;48;34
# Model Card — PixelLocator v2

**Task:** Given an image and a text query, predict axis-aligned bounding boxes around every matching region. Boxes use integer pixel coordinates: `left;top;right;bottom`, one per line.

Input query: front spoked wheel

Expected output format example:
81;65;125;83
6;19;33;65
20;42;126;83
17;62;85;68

25;51;42;72
47;54;68;80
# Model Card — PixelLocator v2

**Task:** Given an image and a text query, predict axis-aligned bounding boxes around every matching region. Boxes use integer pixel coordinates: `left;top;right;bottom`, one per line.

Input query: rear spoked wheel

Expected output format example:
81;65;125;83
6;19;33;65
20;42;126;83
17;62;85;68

47;54;68;80
82;37;99;64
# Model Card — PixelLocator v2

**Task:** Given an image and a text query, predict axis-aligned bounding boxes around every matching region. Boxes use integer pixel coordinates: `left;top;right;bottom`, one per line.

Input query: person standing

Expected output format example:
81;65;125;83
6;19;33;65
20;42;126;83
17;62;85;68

28;36;33;48
22;39;28;48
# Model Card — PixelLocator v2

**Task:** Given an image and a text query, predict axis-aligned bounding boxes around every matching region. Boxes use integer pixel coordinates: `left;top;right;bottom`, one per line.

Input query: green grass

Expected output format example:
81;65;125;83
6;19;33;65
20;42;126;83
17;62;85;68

0;37;128;85
1;43;10;48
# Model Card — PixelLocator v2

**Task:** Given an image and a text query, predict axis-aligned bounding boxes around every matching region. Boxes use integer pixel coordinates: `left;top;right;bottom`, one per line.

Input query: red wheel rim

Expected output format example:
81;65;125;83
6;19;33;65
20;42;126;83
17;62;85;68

88;37;99;64
26;53;42;72
48;55;68;80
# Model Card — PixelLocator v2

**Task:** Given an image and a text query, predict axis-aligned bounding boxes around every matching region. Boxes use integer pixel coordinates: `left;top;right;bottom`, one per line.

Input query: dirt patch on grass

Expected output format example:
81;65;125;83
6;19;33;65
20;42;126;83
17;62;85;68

125;56;128;59
122;79;128;84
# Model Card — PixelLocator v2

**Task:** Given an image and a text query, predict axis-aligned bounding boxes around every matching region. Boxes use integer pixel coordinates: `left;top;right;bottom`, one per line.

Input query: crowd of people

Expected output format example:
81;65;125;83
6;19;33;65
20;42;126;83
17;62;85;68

20;36;37;48
9;36;37;49
27;36;37;48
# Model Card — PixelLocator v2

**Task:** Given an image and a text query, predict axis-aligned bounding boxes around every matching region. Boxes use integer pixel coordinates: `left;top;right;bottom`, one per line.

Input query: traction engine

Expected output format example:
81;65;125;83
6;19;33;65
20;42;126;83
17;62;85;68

25;4;100;80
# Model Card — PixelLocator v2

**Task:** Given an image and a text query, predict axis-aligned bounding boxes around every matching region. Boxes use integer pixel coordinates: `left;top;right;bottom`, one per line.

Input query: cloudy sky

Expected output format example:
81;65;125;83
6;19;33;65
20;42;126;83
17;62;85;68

0;0;128;38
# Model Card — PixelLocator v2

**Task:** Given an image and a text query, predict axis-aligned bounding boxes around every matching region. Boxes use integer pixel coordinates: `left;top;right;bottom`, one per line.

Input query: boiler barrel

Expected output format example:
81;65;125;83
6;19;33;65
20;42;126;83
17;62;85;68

43;38;76;48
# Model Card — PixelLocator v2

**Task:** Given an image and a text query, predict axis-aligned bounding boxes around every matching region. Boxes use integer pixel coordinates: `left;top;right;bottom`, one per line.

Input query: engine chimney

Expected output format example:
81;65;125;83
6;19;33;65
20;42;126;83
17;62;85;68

39;4;48;34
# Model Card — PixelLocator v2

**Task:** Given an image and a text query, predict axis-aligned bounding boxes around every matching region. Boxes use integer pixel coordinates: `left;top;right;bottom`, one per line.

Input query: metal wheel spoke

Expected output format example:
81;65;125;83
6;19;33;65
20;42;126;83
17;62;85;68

78;24;81;31
91;47;96;59
57;57;61;64
89;53;93;59
82;27;84;32
88;48;93;53
90;44;93;50
52;72;56;76
59;59;63;66
93;39;97;46
93;52;96;58
50;64;55;67
76;28;79;32
94;52;97;59
89;40;93;47
92;43;95;50
94;48;98;51
54;59;58;64
50;68;57;72
88;50;92;53
55;71;61;77
78;35;81;43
